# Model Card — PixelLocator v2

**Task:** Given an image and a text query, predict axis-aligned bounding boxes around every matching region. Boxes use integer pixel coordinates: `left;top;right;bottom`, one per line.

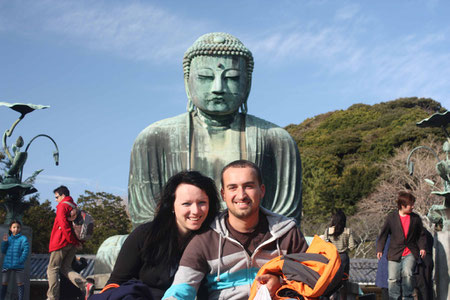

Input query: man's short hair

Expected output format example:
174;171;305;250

221;160;263;187
53;185;70;196
397;191;415;209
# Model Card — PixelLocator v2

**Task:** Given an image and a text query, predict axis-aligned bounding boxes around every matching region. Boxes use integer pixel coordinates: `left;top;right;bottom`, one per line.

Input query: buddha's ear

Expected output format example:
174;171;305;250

185;77;195;112
240;78;251;115
240;102;248;114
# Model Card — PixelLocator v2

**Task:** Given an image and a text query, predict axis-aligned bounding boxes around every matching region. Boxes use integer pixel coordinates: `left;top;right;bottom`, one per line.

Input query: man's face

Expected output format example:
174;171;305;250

54;193;64;203
187;55;249;116
400;203;414;215
221;166;265;221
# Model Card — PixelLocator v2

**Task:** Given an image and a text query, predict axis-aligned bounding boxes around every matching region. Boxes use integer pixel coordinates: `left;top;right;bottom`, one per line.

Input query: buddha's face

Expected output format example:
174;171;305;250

187;55;249;116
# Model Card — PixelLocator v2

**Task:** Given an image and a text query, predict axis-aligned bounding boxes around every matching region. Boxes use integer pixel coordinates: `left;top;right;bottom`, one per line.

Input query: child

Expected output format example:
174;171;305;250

1;220;30;300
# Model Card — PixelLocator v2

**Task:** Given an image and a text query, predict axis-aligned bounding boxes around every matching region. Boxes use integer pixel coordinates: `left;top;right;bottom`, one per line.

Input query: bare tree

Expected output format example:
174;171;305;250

301;214;329;238
351;138;444;258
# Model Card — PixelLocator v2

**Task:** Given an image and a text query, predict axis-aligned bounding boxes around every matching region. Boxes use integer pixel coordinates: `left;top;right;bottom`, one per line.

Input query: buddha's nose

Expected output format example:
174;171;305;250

212;76;224;94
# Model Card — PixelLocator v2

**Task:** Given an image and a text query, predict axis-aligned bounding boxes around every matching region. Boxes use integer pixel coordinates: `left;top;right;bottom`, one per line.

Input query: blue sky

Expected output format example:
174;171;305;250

1;0;449;206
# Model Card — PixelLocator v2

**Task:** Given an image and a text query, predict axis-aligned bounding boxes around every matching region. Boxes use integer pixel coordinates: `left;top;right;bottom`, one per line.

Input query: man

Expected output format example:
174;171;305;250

163;160;308;300
47;185;92;300
376;191;426;300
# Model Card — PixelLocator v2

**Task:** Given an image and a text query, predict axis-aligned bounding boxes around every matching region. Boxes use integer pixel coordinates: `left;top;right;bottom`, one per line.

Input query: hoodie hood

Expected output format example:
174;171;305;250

211;206;296;241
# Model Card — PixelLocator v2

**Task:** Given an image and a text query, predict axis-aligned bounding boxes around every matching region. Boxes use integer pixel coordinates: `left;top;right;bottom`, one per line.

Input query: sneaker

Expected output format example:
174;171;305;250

85;280;95;300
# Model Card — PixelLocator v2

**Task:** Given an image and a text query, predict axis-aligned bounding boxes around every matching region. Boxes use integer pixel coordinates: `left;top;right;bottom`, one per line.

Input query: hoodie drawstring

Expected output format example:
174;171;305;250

276;239;281;256
217;234;222;281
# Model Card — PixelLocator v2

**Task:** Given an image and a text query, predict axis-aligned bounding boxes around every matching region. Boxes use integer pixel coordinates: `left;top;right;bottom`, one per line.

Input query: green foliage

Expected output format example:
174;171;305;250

22;195;55;253
0;194;56;253
77;191;131;254
288;97;445;221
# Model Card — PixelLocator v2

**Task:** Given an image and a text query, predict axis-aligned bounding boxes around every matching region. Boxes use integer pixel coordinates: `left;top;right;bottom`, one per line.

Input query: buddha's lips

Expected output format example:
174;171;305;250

208;97;225;102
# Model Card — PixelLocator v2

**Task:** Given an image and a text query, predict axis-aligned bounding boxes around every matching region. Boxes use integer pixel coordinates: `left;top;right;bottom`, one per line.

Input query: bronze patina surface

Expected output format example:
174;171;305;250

128;32;302;226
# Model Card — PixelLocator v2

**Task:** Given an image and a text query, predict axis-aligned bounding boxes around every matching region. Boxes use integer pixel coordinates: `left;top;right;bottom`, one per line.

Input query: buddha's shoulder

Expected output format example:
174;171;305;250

246;114;292;136
136;113;189;137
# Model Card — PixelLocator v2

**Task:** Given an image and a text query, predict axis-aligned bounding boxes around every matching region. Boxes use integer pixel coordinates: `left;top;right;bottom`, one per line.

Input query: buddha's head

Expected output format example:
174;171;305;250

183;32;254;116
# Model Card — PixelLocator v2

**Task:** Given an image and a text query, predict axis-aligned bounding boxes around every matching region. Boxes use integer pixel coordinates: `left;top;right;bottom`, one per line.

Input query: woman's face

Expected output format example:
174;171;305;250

173;183;210;236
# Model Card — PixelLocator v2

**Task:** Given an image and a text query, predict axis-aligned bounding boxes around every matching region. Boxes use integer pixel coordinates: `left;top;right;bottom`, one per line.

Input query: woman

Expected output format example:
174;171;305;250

101;171;220;299
324;209;356;300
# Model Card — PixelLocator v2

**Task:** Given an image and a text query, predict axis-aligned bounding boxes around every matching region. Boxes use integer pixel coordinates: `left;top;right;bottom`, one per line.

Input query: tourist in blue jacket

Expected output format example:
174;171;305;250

1;220;30;300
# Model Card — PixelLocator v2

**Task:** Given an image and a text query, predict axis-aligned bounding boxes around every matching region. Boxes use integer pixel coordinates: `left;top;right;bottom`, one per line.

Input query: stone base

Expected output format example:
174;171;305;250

434;229;450;300
94;234;128;276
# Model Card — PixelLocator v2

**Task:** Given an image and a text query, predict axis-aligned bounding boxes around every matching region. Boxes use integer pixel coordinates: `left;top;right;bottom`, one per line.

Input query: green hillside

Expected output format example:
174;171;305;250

286;97;446;221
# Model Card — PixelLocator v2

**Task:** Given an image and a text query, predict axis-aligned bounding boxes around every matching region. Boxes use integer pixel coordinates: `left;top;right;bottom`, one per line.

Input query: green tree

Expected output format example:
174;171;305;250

351;139;444;258
287;97;445;220
0;194;55;253
22;195;55;253
77;191;131;254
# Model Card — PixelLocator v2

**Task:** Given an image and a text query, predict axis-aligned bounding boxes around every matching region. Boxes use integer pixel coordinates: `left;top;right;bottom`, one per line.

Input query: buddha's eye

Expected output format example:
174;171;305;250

197;74;214;80
224;70;240;81
196;69;214;80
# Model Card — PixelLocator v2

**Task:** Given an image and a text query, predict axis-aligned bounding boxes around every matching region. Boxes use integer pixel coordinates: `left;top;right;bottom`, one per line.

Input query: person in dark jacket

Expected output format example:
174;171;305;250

376;191;426;300
1;220;30;300
99;171;221;300
60;256;89;300
375;236;390;300
415;228;434;300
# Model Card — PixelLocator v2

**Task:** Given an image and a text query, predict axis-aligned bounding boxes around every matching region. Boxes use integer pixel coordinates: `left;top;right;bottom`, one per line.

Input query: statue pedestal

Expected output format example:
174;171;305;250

0;224;32;300
428;200;450;299
92;234;129;290
433;223;450;299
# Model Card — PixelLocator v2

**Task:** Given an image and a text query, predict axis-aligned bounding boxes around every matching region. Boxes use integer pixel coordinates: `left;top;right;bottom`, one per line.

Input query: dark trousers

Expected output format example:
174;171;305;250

415;256;433;300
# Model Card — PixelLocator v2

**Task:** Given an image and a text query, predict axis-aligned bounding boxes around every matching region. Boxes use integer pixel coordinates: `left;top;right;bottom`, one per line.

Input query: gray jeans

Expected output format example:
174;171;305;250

388;253;416;300
46;244;86;300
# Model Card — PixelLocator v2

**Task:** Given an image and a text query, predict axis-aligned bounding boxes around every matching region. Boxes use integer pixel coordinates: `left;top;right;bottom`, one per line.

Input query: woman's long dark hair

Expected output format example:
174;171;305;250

330;209;346;239
141;171;220;267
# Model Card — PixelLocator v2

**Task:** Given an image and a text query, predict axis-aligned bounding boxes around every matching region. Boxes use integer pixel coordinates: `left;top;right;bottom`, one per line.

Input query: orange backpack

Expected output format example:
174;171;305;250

249;235;343;300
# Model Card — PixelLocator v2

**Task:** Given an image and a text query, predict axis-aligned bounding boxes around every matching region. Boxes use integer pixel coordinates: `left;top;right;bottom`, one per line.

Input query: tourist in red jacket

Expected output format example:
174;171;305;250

47;185;92;300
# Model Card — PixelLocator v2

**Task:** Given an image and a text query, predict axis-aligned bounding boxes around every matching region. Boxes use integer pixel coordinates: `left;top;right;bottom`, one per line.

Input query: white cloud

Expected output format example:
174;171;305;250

33;175;127;196
34;174;92;185
249;24;362;72
335;4;361;21
248;8;450;107
0;0;209;63
2;0;448;107
357;31;450;105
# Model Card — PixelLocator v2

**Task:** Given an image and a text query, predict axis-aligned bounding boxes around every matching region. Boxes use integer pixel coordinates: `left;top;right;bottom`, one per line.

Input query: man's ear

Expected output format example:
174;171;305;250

260;184;265;198
220;188;225;200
